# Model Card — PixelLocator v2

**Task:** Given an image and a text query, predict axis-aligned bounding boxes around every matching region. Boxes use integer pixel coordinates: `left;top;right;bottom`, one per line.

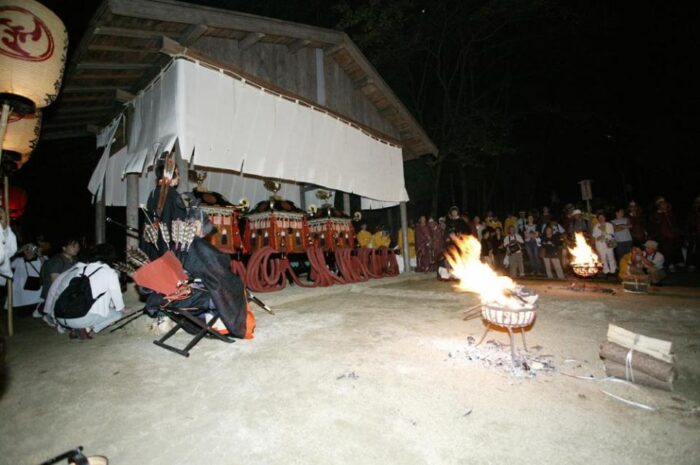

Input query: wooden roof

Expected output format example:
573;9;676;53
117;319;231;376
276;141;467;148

43;0;437;159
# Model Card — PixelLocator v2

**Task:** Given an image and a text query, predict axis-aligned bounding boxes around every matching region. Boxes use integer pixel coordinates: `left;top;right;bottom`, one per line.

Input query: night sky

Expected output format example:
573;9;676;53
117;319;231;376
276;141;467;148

10;0;699;244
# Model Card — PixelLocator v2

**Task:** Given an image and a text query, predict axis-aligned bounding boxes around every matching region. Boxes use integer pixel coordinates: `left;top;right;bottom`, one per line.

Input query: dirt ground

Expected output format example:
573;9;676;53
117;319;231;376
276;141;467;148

1;274;699;465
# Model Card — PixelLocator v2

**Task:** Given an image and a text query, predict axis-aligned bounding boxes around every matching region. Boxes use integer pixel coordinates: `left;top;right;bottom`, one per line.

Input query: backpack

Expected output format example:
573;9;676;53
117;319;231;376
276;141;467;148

54;266;105;319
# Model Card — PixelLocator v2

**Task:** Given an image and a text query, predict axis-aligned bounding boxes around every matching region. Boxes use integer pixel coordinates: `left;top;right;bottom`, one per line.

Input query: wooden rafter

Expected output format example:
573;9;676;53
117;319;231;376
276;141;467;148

239;32;265;50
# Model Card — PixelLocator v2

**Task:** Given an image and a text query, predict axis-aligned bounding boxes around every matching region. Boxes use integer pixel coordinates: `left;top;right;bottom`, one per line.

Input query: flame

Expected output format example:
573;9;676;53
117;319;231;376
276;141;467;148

445;235;524;309
567;232;601;266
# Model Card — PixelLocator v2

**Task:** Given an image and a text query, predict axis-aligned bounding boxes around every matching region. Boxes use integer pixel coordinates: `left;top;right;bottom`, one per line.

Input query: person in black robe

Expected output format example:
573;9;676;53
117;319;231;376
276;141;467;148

140;158;187;260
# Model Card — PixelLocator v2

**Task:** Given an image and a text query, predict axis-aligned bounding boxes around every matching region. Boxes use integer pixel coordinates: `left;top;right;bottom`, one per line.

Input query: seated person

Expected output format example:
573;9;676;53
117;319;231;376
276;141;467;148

44;244;124;339
619;241;666;285
10;243;45;317
370;226;391;249
356;223;372;248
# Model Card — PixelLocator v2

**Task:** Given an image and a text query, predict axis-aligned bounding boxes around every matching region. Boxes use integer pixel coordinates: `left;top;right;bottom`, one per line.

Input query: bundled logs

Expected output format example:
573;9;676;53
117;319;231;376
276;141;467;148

599;324;675;391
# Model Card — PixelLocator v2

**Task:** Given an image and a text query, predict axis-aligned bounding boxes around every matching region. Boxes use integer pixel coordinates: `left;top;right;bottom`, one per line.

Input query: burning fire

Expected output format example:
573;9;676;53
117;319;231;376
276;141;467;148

567;232;601;267
445;235;530;309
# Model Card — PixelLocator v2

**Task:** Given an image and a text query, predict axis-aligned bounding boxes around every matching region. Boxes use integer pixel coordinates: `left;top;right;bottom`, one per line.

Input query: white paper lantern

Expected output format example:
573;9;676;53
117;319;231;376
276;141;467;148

0;0;68;112
3;111;41;164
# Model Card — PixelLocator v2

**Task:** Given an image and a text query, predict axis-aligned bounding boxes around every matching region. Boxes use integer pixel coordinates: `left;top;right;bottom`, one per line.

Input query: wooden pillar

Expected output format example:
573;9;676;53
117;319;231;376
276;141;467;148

126;173;139;248
95;181;106;244
399;201;410;273
0;104;12;335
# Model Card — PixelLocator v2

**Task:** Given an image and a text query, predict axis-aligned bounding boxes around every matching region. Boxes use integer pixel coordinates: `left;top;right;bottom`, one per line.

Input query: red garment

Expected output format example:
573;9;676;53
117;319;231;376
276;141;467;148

431;224;446;266
415;224;432;272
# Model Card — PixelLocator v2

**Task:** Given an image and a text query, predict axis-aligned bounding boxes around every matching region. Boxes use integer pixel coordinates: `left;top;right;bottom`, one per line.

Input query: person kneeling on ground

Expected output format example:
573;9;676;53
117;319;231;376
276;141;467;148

619;241;666;285
44;243;124;339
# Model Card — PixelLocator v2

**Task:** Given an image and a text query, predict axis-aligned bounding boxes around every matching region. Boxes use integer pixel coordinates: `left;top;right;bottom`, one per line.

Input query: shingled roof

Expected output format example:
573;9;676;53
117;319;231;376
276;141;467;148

43;0;437;159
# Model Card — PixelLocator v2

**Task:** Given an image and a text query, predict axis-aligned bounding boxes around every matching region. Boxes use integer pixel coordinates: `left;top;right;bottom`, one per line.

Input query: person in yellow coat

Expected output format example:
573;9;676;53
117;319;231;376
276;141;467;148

370;226;391;249
396;225;416;259
356;223;372;248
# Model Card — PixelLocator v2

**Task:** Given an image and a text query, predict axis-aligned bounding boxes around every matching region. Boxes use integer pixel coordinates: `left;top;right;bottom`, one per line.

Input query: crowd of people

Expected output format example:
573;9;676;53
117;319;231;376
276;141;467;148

377;195;700;285
0;210;125;340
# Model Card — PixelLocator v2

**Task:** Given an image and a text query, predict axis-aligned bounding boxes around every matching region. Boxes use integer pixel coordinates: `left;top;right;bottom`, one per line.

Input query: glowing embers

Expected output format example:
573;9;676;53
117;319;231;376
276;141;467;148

568;232;602;278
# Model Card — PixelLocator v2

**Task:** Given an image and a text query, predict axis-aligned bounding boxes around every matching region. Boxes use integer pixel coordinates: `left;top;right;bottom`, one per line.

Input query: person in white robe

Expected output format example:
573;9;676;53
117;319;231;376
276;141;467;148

10;244;45;314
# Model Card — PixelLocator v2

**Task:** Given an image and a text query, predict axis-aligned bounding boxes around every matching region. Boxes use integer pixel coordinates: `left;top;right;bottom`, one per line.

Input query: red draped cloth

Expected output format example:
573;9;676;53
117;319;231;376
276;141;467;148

415;224;432;272
430;224;446;269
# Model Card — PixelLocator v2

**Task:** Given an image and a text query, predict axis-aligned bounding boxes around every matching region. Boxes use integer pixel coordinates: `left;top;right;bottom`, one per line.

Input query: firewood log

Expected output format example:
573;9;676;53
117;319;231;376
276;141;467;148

600;341;675;381
606;324;673;363
604;360;673;392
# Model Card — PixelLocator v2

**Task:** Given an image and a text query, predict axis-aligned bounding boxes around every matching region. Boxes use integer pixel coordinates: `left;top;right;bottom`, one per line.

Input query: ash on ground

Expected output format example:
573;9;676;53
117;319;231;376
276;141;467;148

448;336;556;379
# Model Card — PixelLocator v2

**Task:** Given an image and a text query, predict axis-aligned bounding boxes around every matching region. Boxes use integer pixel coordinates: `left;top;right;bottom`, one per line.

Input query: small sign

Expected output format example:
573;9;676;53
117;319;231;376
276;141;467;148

579;180;593;201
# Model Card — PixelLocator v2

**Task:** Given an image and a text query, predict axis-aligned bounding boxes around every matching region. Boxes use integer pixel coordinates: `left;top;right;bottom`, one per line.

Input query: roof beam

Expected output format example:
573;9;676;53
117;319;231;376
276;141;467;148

76;62;153;70
40;129;93;140
94;25;163;39
109;0;343;45
160;35;186;55
73;73;142;80
50;113;115;123
378;106;399;118
63;85;123;93
239;32;265;51
115;89;135;103
179;23;208;46
87;43;160;53
287;39;311;54
353;76;375;90
53;105;116;115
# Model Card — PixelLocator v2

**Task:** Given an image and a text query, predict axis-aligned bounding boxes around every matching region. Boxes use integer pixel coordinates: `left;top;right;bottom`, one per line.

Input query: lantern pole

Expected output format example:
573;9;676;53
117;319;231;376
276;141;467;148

0;102;13;336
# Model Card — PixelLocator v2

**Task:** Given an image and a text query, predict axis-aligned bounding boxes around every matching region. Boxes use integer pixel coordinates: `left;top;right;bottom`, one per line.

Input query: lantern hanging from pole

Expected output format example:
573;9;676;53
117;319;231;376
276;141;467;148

0;0;68;114
0;183;27;219
2;111;41;166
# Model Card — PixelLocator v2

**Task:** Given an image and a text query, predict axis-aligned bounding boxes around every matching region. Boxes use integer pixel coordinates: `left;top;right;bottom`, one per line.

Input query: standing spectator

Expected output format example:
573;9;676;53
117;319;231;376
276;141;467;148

10;244;45;317
445;206;470;240
414;216;432;272
592;213;617;276
484;211;502;231
611;208;634;259
0;210;18;311
472;216;485;240
523;215;542;275
539;206;552;231
504;212;518;237
541;226;566;279
481;227;495;267
491;227;506;270
504;226;525;277
516;211;527;235
649;197;680;272
627;201;646;244
431;218;446;268
568;209;591;236
548;218;569;268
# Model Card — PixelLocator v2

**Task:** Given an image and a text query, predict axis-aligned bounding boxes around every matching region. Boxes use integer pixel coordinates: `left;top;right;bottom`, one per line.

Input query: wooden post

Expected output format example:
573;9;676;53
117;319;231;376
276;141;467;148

0;103;13;336
95;181;106;244
399;202;410;273
126;173;139;248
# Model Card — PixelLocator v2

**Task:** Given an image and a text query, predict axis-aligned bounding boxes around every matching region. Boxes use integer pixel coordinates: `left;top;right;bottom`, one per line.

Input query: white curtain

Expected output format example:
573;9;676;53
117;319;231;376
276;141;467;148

124;58;408;203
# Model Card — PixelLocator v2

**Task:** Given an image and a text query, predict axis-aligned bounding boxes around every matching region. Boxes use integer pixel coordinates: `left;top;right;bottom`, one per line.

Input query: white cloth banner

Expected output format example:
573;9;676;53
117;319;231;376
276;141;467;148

99;147;303;208
124;58;408;203
87;115;122;199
